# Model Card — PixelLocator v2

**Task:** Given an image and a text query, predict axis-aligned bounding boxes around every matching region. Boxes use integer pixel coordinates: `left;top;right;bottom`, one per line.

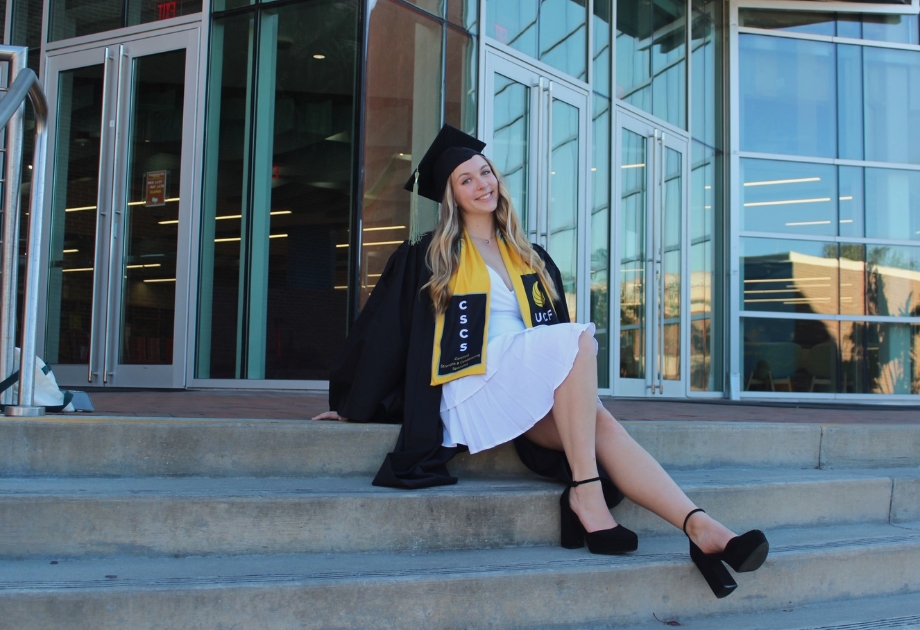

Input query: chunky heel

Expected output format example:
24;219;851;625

559;487;585;549
689;541;737;599
559;477;638;554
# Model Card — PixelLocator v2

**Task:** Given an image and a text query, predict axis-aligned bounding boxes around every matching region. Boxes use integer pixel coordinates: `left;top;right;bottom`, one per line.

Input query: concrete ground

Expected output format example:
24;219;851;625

76;389;920;424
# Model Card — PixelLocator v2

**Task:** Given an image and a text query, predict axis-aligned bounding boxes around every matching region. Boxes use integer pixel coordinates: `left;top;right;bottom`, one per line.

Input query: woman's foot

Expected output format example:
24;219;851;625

567;478;618;533
683;509;736;555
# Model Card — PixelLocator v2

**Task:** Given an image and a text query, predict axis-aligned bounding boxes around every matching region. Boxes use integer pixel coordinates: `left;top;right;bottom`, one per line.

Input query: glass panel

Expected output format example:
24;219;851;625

491;73;531;231
400;0;444;18
847;322;920;394
741;238;839;316
50;0;203;42
119;49;186;365
865;245;920;318
11;0;42;49
361;0;442;307
864;167;920;241
616;0;687;129
197;13;250;379
213;0;253;11
539;0;587;80
44;64;106;365
739;35;836;158
862;14;919;46
838;166;864;238
738;9;835;36
661;147;681;380
0;1;6;44
549;98;579;318
839;243;866;316
837;14;862;40
591;95;610;388
445;28;477;136
690;141;720;391
864;47;920;166
742;318;839;393
487;0;538;59
620;129;646;380
837;45;863;162
741;159;837;236
593;0;611;98
691;0;720;148
448;0;478;33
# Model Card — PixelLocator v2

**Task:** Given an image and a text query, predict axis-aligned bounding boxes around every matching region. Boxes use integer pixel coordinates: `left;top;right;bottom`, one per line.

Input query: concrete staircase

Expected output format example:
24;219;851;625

0;416;918;629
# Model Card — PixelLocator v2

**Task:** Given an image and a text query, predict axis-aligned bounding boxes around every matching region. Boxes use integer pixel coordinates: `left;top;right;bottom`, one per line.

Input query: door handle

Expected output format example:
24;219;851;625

87;47;114;383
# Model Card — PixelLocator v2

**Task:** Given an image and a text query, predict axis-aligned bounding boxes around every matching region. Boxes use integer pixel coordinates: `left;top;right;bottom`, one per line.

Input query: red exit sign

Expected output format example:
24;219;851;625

157;1;177;20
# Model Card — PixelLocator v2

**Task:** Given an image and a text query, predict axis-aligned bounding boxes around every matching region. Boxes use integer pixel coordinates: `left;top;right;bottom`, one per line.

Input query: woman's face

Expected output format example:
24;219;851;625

450;155;499;219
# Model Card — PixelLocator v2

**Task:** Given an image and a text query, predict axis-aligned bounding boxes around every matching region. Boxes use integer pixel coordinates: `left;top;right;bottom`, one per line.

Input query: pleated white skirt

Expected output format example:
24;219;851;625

440;321;596;453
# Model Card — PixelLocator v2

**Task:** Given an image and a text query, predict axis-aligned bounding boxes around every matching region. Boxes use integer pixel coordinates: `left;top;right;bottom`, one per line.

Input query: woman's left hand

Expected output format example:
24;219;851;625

312;411;349;422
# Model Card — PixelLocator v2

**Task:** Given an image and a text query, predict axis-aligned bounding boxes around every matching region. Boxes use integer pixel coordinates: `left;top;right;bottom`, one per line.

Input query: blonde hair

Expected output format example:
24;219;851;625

423;156;560;314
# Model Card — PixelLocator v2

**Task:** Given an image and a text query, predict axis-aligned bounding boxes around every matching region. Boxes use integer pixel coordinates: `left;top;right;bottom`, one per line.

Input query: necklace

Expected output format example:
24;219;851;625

471;233;497;245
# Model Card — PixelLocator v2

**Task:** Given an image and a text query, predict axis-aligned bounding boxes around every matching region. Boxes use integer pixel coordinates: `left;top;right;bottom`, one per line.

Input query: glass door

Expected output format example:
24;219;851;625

615;110;689;397
482;49;589;321
40;29;199;388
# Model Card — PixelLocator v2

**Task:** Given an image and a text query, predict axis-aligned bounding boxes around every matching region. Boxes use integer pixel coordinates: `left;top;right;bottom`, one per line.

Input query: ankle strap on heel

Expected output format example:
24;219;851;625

683;508;706;535
571;476;601;487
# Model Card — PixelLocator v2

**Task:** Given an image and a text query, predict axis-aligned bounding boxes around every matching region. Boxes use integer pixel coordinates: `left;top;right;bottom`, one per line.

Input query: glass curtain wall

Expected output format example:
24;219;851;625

738;9;920;396
593;0;612;387
358;0;478;307
49;0;202;41
197;0;360;380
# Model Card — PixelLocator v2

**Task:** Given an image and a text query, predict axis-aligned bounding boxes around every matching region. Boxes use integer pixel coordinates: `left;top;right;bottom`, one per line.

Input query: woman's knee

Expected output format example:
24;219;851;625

577;329;596;356
596;407;628;441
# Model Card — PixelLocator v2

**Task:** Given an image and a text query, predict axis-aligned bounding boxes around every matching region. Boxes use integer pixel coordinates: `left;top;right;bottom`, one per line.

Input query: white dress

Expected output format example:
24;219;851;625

440;265;596;453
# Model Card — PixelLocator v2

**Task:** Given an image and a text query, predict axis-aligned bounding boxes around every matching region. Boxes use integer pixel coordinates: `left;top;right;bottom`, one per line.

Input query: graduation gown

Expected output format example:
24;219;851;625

329;233;624;506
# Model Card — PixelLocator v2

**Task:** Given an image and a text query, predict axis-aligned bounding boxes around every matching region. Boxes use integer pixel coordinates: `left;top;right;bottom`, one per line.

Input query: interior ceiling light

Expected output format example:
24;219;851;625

744;177;820;187
313;54;326;59
744;197;831;207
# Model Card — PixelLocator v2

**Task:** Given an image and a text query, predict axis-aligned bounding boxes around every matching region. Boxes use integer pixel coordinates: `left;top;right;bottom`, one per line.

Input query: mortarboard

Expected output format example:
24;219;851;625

404;125;486;243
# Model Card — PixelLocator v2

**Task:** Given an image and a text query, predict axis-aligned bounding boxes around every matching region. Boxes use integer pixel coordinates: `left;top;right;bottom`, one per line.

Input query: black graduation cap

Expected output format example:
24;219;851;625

403;125;486;244
404;125;487;202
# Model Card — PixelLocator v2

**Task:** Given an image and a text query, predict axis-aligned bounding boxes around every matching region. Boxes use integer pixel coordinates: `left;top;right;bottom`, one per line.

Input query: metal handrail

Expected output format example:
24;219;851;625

0;47;51;417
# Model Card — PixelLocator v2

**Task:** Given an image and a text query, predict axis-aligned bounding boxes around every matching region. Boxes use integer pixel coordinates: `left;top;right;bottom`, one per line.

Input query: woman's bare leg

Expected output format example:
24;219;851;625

526;331;738;553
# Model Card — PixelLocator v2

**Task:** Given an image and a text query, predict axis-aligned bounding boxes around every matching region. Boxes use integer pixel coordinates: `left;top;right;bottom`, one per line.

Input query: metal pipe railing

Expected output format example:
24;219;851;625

0;46;51;417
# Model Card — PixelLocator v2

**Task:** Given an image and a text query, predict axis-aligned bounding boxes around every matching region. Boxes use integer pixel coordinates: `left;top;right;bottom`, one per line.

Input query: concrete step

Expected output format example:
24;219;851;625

2;468;917;558
1;522;917;630
604;591;920;629
2;417;919;477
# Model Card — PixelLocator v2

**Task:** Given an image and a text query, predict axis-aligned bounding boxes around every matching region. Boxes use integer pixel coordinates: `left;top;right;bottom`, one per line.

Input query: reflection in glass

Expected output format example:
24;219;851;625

743;318;838;393
550;98;580;318
864;47;920;165
865;246;920;318
197;13;249;378
362;0;442;307
592;95;610;388
491;73;531;231
487;0;538;58
539;0;587;80
50;0;203;42
616;0;686;129
865;168;920;241
661;148;681;380
445;28;478;135
846;322;920;394
593;0;612;98
839;243;866;316
862;14;919;45
448;0;479;33
620;130;646;380
692;0;720;148
119;50;185;365
741;238;839;316
838;165;864;238
740;35;835;158
741;159;837;236
739;10;835;36
690;141;720;390
44;65;105;365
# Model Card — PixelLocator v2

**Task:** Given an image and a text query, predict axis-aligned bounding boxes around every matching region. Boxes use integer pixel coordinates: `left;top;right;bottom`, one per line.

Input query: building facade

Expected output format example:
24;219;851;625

4;0;918;401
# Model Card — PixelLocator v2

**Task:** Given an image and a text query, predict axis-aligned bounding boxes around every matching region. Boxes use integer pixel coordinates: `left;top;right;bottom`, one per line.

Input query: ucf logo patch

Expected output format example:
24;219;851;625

437;293;487;377
521;274;556;326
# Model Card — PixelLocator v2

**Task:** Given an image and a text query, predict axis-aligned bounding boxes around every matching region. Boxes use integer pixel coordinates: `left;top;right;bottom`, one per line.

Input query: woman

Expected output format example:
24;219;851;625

314;125;768;598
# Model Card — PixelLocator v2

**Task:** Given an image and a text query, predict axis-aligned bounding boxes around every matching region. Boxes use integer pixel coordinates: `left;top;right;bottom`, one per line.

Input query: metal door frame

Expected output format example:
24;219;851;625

614;108;691;397
38;27;200;388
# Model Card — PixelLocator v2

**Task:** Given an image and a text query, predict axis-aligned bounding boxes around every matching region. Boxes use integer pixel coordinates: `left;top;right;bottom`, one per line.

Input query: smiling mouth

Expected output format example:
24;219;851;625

476;192;494;201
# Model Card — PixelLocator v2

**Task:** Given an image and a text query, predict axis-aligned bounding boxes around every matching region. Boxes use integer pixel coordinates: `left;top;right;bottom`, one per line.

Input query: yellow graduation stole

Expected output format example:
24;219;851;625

430;231;559;385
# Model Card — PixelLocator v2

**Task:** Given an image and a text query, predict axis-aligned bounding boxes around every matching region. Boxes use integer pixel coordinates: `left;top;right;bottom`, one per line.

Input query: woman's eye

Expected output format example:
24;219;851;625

462;178;471;185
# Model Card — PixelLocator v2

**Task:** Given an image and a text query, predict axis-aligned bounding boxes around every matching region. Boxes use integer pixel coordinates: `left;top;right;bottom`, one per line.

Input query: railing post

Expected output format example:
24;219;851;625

0;48;51;417
0;48;26;407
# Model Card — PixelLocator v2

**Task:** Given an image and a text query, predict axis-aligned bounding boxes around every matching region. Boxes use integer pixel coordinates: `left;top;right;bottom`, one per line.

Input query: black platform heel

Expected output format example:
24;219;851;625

560;477;638;554
684;508;770;573
683;508;737;599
